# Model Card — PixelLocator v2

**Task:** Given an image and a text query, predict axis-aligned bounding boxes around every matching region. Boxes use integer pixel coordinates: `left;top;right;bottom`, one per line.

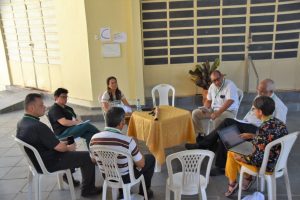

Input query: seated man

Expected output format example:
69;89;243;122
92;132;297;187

16;93;102;197
90;107;155;199
48;88;99;147
186;79;288;176
192;70;239;136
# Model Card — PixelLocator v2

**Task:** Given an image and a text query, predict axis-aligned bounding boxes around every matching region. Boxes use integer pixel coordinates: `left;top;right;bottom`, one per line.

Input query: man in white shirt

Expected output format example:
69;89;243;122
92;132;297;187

192;70;239;135
186;79;288;175
90;107;155;199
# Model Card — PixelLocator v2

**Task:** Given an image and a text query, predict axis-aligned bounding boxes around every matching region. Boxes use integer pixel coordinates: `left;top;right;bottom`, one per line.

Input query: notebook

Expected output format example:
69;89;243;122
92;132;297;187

218;125;254;156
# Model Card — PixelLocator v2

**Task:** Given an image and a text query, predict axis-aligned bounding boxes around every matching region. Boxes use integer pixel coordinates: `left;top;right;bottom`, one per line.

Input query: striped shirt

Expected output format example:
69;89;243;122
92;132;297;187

90;127;142;175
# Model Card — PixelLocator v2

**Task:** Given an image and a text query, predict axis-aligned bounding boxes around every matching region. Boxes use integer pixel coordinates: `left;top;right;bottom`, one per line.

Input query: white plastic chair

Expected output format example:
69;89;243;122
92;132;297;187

238;131;299;200
13;136;76;200
206;88;244;135
165;150;215;200
90;145;148;200
151;84;175;107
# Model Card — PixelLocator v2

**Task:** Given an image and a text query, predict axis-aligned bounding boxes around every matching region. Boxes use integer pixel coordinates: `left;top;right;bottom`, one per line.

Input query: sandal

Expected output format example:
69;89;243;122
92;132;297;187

242;176;256;191
225;182;238;197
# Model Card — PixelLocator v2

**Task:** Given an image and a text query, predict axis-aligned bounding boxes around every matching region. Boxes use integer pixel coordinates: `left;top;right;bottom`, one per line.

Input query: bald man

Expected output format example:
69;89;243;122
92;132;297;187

186;79;288;176
192;70;240;136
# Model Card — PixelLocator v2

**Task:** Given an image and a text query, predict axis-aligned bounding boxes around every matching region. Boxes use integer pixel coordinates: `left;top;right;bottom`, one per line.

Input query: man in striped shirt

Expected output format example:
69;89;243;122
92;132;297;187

90;107;155;199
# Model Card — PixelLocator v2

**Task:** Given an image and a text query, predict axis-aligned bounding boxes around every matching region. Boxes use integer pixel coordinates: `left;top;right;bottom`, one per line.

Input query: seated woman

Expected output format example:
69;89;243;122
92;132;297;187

100;76;132;117
224;96;288;197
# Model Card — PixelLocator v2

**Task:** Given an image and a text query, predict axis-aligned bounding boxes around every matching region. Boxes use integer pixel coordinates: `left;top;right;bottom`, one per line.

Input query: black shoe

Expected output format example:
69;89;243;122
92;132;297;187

185;143;200;150
62;173;80;187
210;167;225;176
139;189;154;199
81;186;103;197
196;133;205;143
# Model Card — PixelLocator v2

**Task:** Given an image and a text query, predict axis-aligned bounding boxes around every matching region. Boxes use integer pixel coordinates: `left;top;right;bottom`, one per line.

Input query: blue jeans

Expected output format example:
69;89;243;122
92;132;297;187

57;123;99;147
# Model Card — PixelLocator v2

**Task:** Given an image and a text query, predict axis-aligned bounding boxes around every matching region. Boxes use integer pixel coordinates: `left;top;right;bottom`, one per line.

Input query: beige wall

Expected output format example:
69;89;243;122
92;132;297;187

84;0;144;105
0;31;10;91
54;0;94;106
1;0;299;106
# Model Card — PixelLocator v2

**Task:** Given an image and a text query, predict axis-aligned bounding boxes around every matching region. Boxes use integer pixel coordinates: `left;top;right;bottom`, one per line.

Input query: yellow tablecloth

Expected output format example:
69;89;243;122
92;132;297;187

127;105;195;164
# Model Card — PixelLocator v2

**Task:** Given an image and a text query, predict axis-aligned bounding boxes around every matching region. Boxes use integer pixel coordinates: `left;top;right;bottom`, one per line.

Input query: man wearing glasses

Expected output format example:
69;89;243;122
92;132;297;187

191;70;239;137
48;88;99;147
48;88;99;185
186;79;287;176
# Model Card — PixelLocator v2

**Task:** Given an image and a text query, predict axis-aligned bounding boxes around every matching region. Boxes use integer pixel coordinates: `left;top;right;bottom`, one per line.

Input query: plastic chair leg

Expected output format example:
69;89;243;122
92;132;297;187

260;176;265;192
165;187;170;200
141;176;148;200
174;190;181;200
123;185;131;200
238;171;244;200
284;169;292;200
65;170;76;200
35;175;40;200
200;187;207;200
111;188;118;200
57;173;63;190
102;181;107;200
27;170;33;200
266;176;276;200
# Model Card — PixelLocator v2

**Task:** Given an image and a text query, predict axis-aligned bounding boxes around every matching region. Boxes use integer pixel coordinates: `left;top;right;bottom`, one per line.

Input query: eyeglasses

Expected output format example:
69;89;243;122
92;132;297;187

59;95;68;99
211;77;221;83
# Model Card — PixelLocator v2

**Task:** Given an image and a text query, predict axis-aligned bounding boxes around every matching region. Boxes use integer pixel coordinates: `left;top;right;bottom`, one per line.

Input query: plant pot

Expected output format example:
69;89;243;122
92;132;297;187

202;89;208;105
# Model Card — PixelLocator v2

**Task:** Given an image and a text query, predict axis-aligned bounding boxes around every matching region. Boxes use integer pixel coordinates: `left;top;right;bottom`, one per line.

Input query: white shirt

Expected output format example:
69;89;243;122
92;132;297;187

100;90;132;113
243;93;288;127
207;79;239;112
101;90;125;103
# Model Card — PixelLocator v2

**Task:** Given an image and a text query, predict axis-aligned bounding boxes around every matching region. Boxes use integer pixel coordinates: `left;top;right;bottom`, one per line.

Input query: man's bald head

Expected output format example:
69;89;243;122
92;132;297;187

257;79;275;96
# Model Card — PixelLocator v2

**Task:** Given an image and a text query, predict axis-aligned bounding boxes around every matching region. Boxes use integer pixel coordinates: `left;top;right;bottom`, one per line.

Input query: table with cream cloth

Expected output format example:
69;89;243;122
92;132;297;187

127;105;196;165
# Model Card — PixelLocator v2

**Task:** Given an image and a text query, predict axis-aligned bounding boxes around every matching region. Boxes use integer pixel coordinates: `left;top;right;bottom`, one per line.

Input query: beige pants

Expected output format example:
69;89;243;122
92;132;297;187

192;108;236;135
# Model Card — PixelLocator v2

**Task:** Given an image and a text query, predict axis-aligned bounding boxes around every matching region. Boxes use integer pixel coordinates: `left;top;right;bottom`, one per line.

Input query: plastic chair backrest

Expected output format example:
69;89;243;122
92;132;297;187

151;84;175;107
236;88;244;116
90;145;135;185
14;136;49;174
259;132;299;176
166;150;214;189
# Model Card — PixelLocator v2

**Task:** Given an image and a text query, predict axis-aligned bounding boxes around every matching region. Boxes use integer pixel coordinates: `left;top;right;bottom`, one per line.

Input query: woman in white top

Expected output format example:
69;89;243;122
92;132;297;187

100;76;131;113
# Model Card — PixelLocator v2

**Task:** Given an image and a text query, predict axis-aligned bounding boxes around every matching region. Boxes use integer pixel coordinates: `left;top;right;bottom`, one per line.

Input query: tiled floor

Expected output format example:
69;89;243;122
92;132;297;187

0;109;300;200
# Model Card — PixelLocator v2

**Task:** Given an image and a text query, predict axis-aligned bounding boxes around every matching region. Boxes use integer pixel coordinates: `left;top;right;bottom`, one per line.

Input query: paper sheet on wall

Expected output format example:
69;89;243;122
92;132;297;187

113;32;127;43
100;27;111;41
102;43;121;57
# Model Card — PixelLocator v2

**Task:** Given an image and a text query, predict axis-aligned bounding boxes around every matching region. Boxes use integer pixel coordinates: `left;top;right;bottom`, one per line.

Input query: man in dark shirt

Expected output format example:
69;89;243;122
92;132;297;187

48;88;99;147
16;93;102;197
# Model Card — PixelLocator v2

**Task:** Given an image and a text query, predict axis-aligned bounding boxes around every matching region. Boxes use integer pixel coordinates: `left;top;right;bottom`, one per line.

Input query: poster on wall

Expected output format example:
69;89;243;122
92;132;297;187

100;27;111;41
102;43;121;57
113;32;127;43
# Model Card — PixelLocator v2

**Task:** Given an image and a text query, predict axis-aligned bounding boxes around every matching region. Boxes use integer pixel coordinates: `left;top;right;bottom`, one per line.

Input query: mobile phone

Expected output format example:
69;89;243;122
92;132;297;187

67;136;75;145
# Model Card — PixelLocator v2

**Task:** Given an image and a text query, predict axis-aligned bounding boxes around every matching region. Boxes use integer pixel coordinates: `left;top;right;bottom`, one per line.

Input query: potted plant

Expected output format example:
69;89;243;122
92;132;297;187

189;58;220;104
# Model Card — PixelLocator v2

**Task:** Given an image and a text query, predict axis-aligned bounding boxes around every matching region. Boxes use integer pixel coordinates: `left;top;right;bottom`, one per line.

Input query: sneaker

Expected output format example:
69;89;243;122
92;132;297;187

62;173;80;187
81;186;103;197
185;143;200;150
139;189;154;199
210;167;225;176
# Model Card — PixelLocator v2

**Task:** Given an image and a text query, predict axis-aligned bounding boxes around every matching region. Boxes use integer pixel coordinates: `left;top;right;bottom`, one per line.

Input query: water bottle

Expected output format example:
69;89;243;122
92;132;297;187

136;98;141;111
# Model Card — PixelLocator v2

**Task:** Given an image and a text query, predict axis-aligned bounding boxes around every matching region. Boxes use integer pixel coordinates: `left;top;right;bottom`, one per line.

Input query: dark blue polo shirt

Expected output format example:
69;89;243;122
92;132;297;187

48;103;76;135
16;114;60;173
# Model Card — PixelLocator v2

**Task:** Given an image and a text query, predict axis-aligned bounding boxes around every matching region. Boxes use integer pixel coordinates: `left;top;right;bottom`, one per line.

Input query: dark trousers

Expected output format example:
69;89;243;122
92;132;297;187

57;123;99;147
47;151;95;192
198;118;258;168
